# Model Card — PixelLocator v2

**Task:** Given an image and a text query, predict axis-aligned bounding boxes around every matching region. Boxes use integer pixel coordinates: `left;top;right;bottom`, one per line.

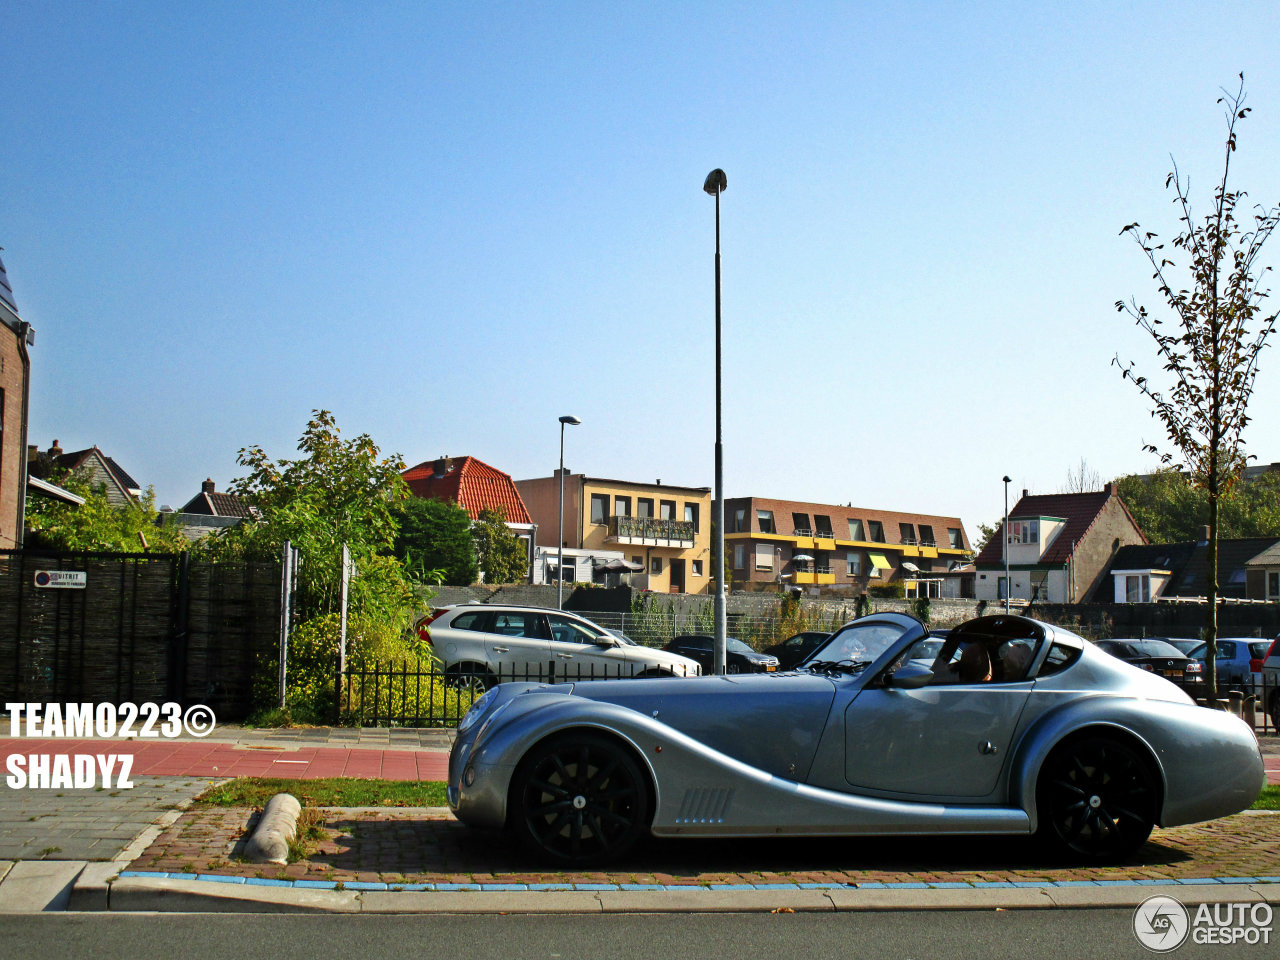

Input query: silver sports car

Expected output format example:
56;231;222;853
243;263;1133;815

447;613;1265;865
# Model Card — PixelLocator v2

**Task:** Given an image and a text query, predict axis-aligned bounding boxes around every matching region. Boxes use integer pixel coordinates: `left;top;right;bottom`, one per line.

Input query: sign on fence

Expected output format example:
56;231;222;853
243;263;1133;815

33;570;87;589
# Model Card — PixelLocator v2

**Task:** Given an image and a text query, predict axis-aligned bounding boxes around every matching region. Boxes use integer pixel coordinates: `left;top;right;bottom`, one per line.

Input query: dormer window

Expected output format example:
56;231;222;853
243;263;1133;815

1009;519;1039;544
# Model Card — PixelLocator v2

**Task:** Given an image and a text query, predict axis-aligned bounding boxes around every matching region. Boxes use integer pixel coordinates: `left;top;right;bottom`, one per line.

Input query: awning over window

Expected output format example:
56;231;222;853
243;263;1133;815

868;552;893;570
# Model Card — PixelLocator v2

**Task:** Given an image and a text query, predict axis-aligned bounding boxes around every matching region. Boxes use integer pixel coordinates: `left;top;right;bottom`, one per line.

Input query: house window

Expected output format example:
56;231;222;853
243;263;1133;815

660;499;676;521
733;507;746;532
1269;571;1280;599
899;523;916;545
1009;519;1039;544
650;557;662;574
589;494;609;524
637;498;654;518
684;503;699;531
734;544;745;569
692;560;703;577
1031;570;1050;601
614;496;631;518
755;544;774;570
847;551;862;576
948;527;963;549
1125;575;1150;603
757;510;775;534
556;560;577;583
631;556;642;566
814;515;833;537
867;521;885;542
848;519;864;541
918;524;935;546
792;513;811;536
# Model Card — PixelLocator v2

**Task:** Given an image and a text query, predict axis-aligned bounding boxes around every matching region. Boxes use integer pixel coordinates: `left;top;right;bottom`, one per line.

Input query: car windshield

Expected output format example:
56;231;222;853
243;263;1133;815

804;621;910;666
1123;640;1187;658
728;638;755;655
606;631;636;646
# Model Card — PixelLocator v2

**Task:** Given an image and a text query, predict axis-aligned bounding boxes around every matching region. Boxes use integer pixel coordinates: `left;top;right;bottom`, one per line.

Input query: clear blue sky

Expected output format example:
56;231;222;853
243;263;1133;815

5;1;1280;538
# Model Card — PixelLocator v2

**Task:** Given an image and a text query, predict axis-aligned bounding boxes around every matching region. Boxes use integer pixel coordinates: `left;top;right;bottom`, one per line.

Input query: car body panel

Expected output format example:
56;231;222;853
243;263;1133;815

448;614;1264;851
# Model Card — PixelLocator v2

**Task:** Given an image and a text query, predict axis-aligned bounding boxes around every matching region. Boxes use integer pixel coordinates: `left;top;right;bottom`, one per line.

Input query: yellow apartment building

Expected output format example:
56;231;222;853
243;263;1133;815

515;471;712;594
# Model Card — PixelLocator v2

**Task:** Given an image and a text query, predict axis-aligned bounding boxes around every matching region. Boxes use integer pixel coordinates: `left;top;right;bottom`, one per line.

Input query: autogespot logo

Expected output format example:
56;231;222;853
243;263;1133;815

1134;896;1191;953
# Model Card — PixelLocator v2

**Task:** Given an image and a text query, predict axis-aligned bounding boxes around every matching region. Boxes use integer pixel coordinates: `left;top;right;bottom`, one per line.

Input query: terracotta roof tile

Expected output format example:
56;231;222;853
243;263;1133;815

974;489;1137;566
402;456;531;524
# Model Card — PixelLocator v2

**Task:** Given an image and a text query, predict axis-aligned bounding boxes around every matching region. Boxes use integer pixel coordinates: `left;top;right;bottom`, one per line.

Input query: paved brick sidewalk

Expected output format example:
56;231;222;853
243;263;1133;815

129;805;1280;888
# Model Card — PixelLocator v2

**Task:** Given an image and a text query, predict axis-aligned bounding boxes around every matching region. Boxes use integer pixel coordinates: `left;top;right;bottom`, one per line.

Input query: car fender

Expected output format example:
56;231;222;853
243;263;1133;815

1009;695;1264;831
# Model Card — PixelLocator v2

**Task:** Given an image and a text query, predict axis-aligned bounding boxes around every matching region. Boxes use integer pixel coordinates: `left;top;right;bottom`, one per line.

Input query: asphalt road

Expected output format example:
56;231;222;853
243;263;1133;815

4;910;1275;960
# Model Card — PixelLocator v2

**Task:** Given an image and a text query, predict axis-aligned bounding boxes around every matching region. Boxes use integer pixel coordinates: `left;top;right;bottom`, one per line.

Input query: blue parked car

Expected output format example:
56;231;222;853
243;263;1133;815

1186;638;1272;689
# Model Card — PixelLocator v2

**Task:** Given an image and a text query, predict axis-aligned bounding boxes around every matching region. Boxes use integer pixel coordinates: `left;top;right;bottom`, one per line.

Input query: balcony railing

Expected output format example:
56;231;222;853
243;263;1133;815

609;516;696;543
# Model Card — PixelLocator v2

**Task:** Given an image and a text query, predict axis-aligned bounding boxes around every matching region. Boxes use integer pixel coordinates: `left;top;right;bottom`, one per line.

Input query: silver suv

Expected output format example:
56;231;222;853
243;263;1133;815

417;604;701;689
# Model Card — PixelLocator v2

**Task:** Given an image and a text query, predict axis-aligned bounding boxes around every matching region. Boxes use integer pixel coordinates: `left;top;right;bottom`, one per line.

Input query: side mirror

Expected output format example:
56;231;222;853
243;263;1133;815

594;635;619;647
884;662;933;689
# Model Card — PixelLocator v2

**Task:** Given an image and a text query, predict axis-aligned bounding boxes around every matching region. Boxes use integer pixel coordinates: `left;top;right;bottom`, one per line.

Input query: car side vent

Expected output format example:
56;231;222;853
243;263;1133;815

675;787;734;824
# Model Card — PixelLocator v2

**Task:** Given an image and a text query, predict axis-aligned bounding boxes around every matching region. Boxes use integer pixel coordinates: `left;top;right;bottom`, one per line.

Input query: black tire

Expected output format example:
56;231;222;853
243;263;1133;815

443;662;497;694
510;732;650;865
727;663;741;675
1036;735;1158;861
1269;690;1280;730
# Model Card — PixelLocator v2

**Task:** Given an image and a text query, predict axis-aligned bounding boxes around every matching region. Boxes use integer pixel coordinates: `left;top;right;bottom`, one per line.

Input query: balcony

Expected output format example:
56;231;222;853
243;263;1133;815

608;516;696;548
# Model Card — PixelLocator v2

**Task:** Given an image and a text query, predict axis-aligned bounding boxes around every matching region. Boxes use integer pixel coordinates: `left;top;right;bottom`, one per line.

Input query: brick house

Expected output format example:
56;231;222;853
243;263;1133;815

973;484;1146;603
723;496;972;597
27;441;141;506
0;254;34;548
1094;534;1280;603
164;479;254;541
517;472;711;594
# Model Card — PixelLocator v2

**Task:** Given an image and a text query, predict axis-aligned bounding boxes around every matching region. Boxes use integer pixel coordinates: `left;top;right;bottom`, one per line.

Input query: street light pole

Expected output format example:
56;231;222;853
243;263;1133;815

704;168;728;676
558;415;581;609
1002;475;1011;614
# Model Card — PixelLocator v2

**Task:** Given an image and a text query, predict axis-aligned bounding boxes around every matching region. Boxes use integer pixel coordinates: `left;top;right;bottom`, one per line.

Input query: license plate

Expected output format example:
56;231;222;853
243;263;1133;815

766;665;777;672
1162;669;1180;677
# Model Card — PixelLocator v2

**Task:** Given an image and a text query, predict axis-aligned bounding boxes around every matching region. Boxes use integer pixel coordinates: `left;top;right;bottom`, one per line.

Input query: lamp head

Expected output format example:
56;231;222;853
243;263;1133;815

559;415;582;426
1002;475;1011;484
703;169;727;196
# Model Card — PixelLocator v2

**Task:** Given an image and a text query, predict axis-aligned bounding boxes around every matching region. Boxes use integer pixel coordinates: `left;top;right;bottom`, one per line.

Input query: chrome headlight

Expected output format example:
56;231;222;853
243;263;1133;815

458;687;498;735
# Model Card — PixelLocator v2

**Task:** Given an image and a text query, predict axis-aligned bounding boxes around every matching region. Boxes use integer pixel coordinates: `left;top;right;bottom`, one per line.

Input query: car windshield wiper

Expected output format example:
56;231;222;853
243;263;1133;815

803;659;872;676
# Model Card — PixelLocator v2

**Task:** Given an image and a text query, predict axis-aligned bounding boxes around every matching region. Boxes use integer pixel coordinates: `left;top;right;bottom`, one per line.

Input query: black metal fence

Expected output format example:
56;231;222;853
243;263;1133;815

340;660;662;727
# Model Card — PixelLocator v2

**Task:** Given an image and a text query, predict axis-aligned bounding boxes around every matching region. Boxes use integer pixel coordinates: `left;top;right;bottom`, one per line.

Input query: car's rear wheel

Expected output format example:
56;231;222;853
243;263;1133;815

443;662;497;694
1268;690;1280;729
511;732;650;865
1036;735;1157;861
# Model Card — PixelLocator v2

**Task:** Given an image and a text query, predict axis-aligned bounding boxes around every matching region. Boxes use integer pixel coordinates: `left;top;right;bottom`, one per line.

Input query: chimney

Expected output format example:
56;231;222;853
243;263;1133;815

1104;481;1114;495
27;444;38;463
50;439;62;458
202;478;216;495
1022;488;1028;499
432;456;454;479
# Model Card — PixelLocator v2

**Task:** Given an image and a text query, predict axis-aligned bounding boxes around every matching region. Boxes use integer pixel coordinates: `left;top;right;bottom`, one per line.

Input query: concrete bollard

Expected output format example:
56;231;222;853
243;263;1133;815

1228;690;1243;718
1243;696;1257;730
244;793;302;865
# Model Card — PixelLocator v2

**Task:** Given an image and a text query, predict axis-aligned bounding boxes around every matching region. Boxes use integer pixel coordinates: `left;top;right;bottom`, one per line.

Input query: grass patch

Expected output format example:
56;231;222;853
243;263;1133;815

1253;785;1280;810
194;777;449;808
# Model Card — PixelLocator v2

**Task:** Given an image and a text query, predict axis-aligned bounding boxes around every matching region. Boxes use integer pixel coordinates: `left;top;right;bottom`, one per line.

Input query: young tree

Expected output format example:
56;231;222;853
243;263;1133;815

1114;76;1280;692
25;475;190;553
472;507;529;584
394;497;479;586
1059;458;1102;494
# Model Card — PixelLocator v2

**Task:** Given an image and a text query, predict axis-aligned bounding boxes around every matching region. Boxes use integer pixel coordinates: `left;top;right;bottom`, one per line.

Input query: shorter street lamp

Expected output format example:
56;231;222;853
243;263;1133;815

1002;475;1012;614
557;415;581;609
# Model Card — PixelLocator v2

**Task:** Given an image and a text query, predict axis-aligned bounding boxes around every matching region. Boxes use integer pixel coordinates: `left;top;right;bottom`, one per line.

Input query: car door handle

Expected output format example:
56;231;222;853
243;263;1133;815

556;653;575;659
980;740;998;755
492;645;510;653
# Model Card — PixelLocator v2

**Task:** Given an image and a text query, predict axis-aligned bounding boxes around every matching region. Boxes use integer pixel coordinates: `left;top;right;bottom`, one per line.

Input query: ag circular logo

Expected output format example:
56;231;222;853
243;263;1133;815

1133;895;1190;953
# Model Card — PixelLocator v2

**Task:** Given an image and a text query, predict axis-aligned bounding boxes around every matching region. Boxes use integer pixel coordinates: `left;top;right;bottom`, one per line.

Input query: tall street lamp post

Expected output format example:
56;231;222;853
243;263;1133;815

558;415;581;609
1002;475;1012;614
704;168;728;676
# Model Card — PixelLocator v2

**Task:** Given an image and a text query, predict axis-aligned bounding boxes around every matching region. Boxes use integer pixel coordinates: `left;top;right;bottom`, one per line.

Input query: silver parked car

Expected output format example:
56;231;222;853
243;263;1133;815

417;604;700;689
448;612;1264;865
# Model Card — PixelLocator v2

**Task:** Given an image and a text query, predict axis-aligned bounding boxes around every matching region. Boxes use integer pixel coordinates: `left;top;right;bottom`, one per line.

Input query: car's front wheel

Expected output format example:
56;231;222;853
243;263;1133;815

511;732;650;865
1035;734;1157;861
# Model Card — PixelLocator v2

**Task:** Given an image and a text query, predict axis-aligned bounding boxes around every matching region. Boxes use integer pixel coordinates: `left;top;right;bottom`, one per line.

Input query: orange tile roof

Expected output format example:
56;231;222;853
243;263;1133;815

402;456;532;524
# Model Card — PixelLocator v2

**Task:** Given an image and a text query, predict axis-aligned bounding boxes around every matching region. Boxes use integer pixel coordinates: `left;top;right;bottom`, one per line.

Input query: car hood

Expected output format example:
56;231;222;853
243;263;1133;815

568;672;838;781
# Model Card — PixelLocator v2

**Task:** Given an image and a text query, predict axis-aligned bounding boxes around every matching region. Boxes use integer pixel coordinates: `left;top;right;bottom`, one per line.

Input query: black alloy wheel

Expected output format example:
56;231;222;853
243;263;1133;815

1037;736;1157;861
512;733;650;865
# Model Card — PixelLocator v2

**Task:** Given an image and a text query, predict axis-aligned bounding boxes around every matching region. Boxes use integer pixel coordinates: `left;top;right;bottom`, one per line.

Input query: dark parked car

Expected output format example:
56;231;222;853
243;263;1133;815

1094;639;1202;685
764;631;830;670
663;634;780;673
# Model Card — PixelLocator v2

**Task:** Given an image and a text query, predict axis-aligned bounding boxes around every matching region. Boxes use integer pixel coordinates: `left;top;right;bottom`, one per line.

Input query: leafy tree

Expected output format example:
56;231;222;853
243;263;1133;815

472;507;529;584
1115;468;1280;543
1113;77;1280;691
395;497;479;586
25;470;190;553
208;411;423;722
974;521;1001;553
